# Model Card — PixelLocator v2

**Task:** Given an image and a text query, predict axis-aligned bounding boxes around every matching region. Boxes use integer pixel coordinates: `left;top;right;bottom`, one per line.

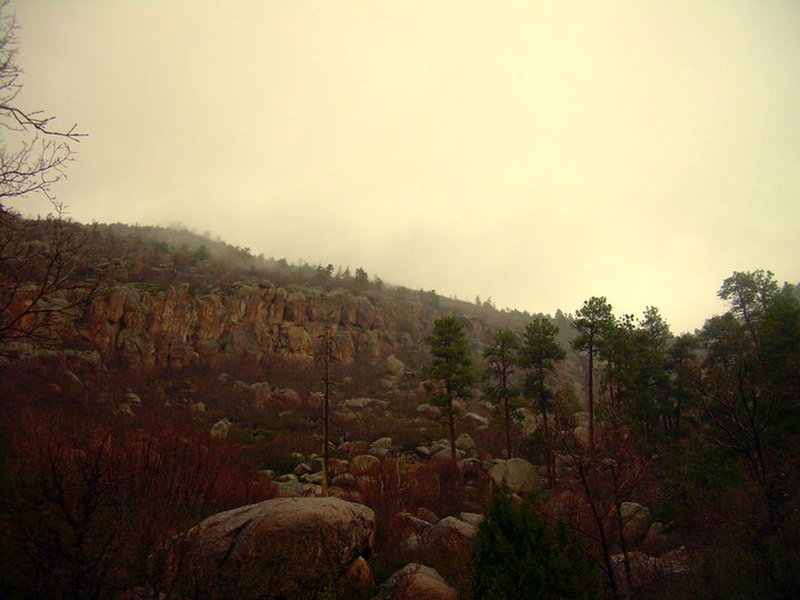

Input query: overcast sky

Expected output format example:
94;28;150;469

10;0;800;333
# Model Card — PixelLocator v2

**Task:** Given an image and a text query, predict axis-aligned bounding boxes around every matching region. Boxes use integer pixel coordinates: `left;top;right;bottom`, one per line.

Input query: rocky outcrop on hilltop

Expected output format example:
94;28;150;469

72;282;479;369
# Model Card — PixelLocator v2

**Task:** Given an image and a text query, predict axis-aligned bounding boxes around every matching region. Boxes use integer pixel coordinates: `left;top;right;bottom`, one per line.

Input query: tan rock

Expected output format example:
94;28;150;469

489;458;541;494
339;556;372;598
340;293;358;326
209;418;231;440
430;516;477;553
356;296;375;329
374;563;458;600
184;497;375;599
620;502;652;545
350;454;381;476
284;291;307;324
286;325;311;354
383;354;405;380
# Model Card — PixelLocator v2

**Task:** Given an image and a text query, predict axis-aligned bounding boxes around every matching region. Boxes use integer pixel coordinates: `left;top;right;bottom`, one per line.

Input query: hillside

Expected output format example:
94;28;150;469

1;215;798;599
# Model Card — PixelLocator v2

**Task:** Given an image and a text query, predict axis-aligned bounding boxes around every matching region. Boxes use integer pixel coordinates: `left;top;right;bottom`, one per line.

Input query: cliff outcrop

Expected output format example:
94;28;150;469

78;281;482;370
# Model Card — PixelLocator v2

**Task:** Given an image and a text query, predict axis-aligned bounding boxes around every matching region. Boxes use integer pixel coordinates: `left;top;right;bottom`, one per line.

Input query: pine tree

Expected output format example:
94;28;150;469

472;492;597;600
572;297;615;451
484;329;520;459
425;315;473;469
518;317;566;486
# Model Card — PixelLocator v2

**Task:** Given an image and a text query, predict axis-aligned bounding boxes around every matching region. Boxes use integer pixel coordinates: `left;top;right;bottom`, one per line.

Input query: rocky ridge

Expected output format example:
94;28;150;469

72;282;495;370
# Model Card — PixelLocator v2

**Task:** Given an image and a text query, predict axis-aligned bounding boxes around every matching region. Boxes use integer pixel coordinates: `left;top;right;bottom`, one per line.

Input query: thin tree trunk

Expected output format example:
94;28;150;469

504;396;512;459
448;403;457;469
322;323;332;497
588;342;595;453
539;362;555;487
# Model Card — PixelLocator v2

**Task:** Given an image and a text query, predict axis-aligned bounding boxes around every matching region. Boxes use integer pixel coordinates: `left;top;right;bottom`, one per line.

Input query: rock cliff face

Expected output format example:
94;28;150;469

78;282;487;369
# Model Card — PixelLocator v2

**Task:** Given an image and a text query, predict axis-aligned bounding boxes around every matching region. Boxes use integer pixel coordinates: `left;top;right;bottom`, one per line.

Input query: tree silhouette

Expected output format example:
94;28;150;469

425;315;473;469
572;297;614;452
519;316;566;486
483;329;520;459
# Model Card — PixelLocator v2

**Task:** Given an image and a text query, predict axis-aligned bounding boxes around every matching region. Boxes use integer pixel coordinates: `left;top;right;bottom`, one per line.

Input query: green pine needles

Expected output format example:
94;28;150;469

472;492;597;600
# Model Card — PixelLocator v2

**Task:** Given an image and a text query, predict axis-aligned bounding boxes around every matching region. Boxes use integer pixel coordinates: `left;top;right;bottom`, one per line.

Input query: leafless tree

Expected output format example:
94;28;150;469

1;1;84;207
0;2;96;357
316;311;340;496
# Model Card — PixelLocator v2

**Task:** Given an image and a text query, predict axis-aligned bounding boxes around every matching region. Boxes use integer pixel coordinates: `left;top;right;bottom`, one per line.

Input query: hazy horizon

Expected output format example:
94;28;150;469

9;1;800;334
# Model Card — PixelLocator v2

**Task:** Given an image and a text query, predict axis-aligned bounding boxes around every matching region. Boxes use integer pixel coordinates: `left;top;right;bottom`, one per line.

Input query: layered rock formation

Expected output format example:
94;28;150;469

76;282;453;369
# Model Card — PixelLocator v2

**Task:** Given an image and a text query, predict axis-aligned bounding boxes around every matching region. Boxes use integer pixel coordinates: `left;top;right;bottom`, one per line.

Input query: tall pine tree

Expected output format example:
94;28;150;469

425;315;474;469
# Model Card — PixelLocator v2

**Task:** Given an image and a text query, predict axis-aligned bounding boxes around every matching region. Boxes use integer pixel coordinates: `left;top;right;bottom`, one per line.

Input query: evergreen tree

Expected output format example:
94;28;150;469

483;329;520;459
518;317;566;486
599;307;672;442
354;267;369;287
572;297;615;451
689;271;800;598
425;315;473;468
472;492;597;600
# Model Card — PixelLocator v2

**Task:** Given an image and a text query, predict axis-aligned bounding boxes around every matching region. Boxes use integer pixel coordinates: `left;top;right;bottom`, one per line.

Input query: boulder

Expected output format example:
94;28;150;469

417;403;441;418
431;447;465;463
302;471;324;485
339;556;372;598
382;354;406;381
124;391;142;406
209;418;231;440
374;563;458;600
371;436;393;450
277;387;302;408
464;412;489;427
294;463;312;476
430;515;477;552
339;440;370;456
513;407;539;435
455;432;476;451
351;454;381;476
573;426;590;447
329;487;364;504
489;458;541;494
394;512;435;551
620;502;652;544
416;507;439;524
415;445;433;459
342;397;390;414
183;497;375;599
331;473;357;489
459;512;484;527
251;381;272;403
274;477;305;498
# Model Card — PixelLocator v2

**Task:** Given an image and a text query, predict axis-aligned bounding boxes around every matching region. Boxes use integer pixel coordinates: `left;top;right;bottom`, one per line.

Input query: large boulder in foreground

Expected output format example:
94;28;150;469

182;497;375;599
374;563;458;600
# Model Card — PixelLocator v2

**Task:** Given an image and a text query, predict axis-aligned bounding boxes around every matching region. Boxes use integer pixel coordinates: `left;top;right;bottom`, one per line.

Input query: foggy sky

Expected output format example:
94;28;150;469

10;1;800;334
